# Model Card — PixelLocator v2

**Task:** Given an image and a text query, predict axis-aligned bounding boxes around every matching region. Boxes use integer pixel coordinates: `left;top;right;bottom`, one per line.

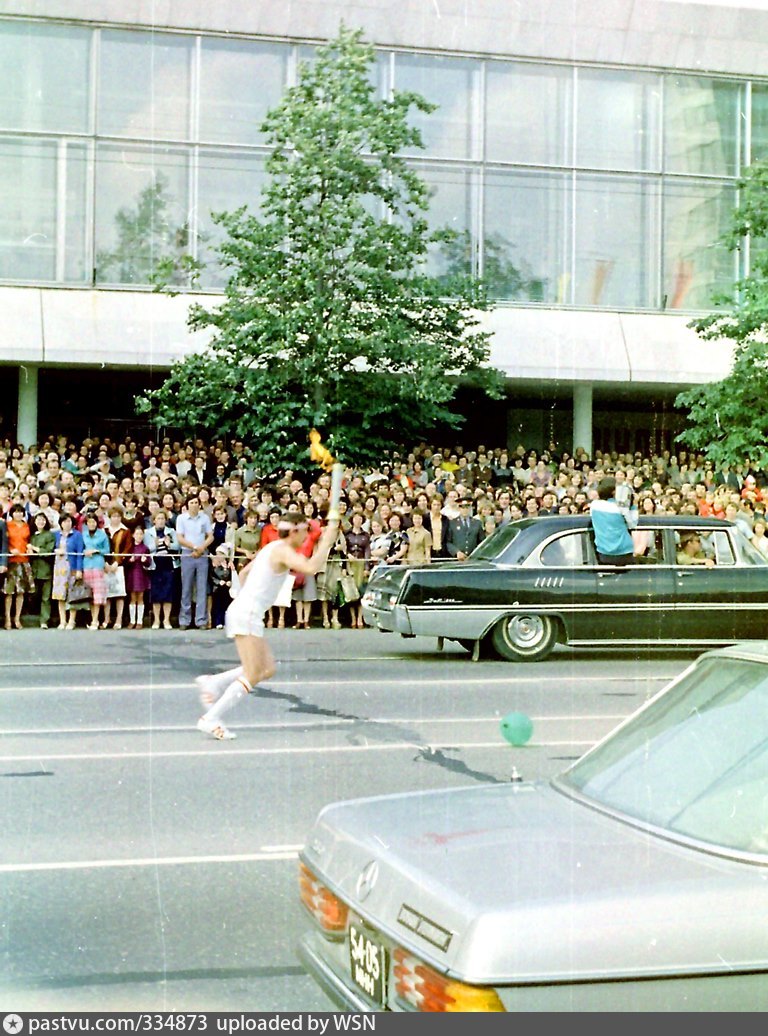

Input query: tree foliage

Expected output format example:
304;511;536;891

136;26;503;472
676;160;768;467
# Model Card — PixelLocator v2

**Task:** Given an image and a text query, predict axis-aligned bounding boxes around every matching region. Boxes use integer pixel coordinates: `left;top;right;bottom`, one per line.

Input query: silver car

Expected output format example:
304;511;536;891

298;643;768;1011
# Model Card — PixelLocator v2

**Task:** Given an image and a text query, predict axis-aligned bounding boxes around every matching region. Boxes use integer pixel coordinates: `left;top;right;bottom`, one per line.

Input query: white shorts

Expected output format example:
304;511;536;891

225;604;265;639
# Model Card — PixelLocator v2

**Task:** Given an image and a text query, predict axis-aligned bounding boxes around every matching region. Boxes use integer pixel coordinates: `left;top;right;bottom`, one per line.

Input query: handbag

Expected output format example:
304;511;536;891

105;567;126;599
339;570;360;604
67;578;92;604
229;567;241;600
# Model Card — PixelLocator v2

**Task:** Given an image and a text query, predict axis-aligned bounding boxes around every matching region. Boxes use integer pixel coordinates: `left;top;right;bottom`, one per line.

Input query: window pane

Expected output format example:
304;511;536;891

410;164;475;278
751;84;768;163
95;144;189;285
196;150;267;288
665;76;741;176
575;175;659;308
64;142;89;283
199;39;287;145
663;181;737;310
394;54;480;159
483;170;569;303
99;30;192;139
577;69;661;171
486;62;571;166
0;21;91;133
0;138;56;280
541;533;586;566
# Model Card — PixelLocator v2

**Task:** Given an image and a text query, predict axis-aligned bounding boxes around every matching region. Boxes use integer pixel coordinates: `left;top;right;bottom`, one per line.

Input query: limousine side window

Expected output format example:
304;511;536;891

632;529;664;563
670;529;734;566
540;532;589;567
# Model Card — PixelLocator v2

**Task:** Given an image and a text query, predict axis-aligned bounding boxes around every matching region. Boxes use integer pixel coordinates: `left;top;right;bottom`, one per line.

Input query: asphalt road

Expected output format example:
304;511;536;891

0;628;703;1012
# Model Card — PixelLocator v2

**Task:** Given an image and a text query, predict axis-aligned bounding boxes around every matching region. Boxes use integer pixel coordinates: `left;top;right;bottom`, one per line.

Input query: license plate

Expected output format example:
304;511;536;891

349;922;388;1007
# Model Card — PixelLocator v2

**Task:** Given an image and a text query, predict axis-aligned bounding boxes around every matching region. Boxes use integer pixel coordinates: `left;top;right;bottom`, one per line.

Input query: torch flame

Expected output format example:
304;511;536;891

309;428;335;472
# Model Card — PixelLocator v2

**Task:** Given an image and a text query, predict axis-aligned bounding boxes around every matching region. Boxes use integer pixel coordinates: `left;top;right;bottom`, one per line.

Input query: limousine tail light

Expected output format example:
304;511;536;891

393;948;505;1012
299;862;349;934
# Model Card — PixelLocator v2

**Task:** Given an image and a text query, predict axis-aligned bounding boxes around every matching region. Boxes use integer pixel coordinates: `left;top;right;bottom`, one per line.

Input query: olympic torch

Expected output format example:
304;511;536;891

309;429;343;521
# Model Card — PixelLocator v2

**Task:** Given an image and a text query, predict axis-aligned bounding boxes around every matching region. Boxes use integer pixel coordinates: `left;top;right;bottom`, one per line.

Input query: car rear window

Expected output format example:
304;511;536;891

540;532;588;566
558;656;768;857
471;523;520;560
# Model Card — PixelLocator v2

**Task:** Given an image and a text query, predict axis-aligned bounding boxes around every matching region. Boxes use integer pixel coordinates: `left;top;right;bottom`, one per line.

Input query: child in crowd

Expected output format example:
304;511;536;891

209;543;234;630
124;525;153;628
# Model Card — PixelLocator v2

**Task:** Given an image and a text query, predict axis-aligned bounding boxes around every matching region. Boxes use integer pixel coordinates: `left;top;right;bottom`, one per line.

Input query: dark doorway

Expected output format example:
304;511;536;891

38;367;167;444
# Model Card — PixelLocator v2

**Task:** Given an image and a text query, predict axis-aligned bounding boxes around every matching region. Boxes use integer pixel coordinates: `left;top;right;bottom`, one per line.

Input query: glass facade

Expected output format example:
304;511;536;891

0;15;764;312
199;39;288;146
485;62;571;166
574;175;659;309
0;137;57;280
94;144;190;285
98;31;193;140
576;69;660;172
483;170;568;303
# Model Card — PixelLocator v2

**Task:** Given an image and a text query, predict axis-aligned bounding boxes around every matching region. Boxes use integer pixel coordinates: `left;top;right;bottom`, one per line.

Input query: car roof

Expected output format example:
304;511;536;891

513;515;735;531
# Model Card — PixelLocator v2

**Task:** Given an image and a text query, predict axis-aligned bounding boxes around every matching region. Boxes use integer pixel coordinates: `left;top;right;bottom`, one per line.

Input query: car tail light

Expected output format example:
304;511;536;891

299;862;349;933
393;948;505;1012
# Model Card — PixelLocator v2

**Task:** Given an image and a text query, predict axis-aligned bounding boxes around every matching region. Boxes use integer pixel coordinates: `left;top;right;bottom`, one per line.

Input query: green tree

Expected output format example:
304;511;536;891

137;26;503;472
675;160;768;467
96;174;198;287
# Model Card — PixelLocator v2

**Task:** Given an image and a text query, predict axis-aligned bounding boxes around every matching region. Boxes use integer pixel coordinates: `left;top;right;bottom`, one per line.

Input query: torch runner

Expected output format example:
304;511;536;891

194;434;341;742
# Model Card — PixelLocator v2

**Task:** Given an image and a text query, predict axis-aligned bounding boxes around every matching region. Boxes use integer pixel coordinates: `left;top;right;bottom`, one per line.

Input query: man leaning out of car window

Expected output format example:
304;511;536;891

589;476;638;566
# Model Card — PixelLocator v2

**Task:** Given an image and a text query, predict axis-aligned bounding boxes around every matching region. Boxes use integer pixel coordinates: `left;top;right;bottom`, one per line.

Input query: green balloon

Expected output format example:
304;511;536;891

500;712;533;746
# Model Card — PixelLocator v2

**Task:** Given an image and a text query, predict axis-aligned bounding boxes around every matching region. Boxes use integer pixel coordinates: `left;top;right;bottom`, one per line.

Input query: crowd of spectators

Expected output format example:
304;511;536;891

1;433;766;631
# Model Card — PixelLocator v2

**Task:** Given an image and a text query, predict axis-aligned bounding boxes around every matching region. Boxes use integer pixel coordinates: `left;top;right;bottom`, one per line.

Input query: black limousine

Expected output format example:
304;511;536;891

360;515;768;662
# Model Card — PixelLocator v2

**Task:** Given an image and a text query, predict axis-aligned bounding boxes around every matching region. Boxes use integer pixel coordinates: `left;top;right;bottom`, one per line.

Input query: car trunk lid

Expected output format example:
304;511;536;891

301;782;767;984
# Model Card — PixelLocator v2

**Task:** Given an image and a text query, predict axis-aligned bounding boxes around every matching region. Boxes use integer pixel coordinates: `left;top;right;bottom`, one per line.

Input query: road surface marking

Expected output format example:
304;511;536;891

0;850;299;874
0;715;627;736
0;675;673;693
0;740;596;762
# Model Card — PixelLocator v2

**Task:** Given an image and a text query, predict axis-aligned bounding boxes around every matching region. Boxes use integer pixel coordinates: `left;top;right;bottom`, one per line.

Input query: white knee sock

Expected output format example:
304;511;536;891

205;666;244;698
204;676;252;724
129;604;137;625
136;603;144;627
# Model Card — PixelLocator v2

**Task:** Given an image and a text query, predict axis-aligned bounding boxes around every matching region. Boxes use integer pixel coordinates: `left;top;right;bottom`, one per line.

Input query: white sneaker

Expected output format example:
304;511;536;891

197;717;236;740
195;674;218;709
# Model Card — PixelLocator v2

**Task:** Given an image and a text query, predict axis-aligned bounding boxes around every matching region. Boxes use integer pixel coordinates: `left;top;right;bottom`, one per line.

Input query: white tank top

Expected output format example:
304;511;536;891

228;541;290;616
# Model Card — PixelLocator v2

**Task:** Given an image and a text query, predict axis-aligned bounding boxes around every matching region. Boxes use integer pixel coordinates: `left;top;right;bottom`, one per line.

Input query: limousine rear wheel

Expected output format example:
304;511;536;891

492;613;557;662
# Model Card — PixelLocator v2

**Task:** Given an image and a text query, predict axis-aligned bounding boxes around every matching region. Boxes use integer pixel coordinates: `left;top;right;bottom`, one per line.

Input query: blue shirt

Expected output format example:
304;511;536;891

81;527;110;570
590;499;638;557
176;511;213;554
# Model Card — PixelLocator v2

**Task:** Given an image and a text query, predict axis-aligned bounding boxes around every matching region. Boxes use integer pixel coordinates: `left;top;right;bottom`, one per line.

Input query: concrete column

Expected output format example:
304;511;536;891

573;383;593;459
17;365;39;448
